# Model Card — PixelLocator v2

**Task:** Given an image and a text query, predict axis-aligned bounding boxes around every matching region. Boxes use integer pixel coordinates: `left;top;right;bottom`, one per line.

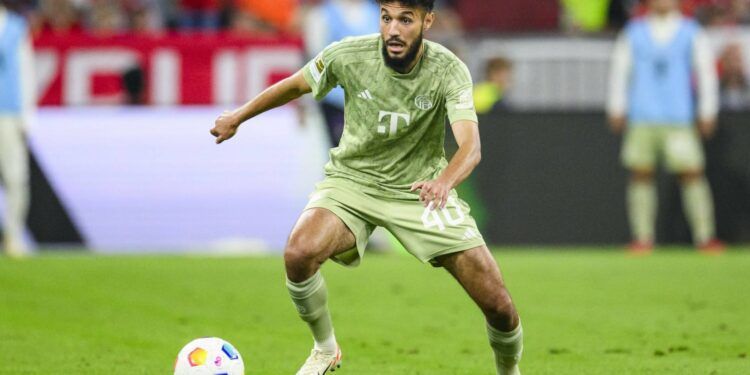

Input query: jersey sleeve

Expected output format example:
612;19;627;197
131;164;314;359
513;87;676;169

444;60;478;124
302;43;341;101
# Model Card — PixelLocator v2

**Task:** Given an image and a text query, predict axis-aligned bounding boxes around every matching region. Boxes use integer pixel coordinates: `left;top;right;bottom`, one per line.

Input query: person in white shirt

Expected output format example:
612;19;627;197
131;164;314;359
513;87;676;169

0;3;34;257
607;0;723;253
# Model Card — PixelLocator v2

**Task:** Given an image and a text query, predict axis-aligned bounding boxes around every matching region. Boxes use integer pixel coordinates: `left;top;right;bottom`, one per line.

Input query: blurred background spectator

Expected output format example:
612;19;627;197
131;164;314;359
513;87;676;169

236;0;299;34
86;0;128;35
0;0;34;257
178;0;219;29
229;3;275;35
473;57;513;114
301;0;378;147
124;0;166;33
607;0;722;253
36;0;83;35
719;43;750;109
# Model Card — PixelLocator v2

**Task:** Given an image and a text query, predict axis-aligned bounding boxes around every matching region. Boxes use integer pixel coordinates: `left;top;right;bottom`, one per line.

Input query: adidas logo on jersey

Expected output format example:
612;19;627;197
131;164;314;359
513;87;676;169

358;90;373;100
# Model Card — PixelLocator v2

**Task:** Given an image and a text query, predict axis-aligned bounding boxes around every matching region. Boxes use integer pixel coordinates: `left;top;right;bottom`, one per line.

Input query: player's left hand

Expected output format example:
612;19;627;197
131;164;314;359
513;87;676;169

411;178;452;210
697;119;717;139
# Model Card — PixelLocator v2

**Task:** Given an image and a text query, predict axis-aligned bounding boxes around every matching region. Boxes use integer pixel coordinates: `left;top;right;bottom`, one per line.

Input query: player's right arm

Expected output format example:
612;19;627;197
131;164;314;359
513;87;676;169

607;31;632;134
211;71;312;144
211;42;342;144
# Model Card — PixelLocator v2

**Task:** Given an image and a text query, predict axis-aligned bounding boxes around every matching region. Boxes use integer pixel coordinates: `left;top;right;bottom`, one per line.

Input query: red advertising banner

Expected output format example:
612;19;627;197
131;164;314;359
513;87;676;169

34;33;303;106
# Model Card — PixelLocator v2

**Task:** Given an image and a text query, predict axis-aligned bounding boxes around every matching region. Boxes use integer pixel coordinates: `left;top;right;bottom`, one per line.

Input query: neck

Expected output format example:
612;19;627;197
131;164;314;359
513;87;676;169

651;9;677;18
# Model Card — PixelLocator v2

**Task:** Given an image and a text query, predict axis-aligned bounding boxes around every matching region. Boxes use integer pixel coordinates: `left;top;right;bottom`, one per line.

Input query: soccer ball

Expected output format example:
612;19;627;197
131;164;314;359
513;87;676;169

174;337;245;375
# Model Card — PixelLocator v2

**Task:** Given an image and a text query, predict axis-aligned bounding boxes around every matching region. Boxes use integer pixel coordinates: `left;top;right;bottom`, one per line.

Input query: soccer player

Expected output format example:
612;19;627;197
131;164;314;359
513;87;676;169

0;2;33;258
607;0;723;254
211;1;523;374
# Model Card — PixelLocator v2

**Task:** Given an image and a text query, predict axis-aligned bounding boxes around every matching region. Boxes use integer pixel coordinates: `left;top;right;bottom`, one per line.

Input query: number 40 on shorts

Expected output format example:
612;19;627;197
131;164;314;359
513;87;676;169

421;197;466;231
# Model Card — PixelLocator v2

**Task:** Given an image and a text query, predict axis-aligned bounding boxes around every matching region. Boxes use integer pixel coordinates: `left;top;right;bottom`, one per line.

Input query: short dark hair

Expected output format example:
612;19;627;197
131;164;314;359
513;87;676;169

377;0;435;12
486;57;513;76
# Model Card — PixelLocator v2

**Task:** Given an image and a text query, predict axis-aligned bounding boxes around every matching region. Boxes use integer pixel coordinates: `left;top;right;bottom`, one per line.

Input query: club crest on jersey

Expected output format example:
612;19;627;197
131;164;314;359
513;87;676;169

414;95;433;110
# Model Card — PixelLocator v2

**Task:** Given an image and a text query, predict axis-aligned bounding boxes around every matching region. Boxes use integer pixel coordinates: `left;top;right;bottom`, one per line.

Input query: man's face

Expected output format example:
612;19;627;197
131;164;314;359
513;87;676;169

380;2;434;71
489;68;512;90
648;0;679;14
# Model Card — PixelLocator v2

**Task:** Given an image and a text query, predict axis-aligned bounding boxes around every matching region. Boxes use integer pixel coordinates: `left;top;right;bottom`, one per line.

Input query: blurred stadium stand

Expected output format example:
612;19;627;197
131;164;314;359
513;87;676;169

3;0;750;250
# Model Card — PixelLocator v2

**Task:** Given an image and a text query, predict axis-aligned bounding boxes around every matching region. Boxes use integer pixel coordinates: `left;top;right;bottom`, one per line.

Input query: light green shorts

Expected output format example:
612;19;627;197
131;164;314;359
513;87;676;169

621;126;705;172
304;177;486;267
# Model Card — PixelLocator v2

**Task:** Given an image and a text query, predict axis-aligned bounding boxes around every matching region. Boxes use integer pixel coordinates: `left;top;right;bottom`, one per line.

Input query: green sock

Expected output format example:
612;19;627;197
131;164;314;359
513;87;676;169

487;322;523;375
627;181;657;242
681;177;716;245
286;272;337;353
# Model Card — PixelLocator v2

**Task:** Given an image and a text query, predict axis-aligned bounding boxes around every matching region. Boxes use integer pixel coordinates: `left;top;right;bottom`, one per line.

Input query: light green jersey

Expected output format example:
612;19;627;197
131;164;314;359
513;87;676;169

302;34;477;193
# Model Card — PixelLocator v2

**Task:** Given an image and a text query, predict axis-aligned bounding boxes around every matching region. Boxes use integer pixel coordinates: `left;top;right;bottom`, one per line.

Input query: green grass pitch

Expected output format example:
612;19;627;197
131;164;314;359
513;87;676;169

1;248;749;374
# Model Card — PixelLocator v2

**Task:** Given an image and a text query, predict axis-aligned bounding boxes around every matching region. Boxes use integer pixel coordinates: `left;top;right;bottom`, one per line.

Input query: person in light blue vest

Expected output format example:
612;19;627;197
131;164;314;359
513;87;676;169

0;2;33;257
607;0;723;254
303;0;380;146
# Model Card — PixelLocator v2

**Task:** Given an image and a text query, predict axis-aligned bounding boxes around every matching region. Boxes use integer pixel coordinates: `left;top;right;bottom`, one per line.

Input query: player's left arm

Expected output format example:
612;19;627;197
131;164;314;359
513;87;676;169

692;29;719;138
411;120;481;210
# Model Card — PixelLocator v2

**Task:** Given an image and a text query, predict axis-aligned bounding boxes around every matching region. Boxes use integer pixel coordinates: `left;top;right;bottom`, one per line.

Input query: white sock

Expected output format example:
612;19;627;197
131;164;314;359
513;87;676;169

286;272;338;354
313;332;337;354
627;181;656;243
681;177;716;245
487;322;523;375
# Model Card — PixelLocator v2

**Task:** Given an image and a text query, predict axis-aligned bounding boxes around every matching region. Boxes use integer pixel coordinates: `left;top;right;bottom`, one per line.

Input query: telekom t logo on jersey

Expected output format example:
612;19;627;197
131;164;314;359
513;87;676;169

378;111;411;137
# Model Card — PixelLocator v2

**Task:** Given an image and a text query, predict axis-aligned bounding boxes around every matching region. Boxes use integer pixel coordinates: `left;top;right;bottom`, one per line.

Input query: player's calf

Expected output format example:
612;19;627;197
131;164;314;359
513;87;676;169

438;247;523;374
482;285;523;374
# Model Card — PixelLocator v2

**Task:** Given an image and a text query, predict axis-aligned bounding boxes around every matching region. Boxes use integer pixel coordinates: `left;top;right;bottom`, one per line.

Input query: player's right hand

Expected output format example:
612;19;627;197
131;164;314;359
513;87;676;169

608;115;626;134
411;178;452;210
697;119;717;139
211;110;241;144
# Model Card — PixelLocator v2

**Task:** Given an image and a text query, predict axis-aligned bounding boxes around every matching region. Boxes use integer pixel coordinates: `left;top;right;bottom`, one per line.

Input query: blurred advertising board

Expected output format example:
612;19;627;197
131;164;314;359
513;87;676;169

33;34;303;106
26;106;328;252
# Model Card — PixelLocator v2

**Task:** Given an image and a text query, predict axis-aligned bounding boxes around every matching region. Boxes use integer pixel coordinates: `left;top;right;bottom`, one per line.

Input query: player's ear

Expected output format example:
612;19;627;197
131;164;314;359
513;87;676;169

422;11;435;31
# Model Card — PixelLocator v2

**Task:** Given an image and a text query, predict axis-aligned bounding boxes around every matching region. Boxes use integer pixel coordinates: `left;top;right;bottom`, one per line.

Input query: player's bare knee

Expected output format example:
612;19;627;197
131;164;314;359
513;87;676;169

630;169;654;182
483;289;516;326
679;170;704;184
284;237;325;267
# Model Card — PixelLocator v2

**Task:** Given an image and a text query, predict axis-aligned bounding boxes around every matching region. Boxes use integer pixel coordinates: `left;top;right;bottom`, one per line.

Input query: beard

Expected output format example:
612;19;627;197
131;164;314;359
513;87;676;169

382;31;424;73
